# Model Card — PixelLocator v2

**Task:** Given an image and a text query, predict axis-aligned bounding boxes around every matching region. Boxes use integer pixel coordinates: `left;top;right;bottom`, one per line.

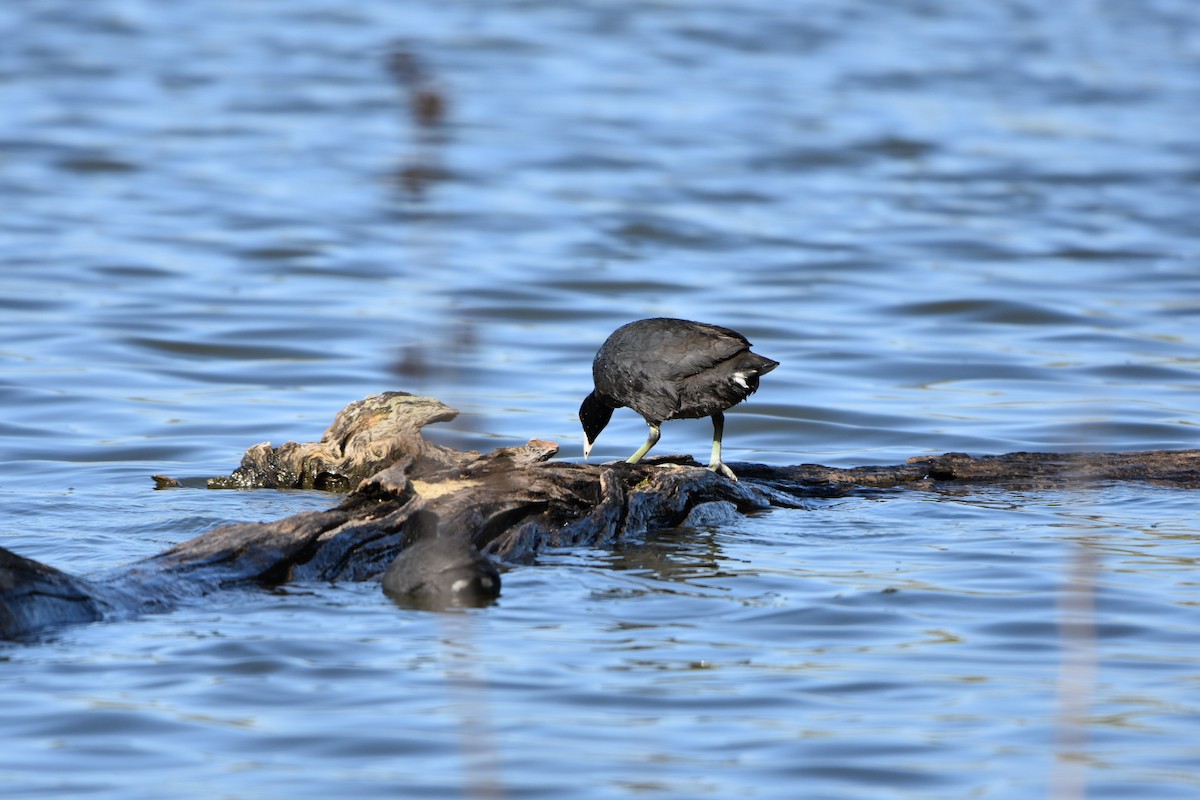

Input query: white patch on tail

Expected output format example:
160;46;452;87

732;371;750;389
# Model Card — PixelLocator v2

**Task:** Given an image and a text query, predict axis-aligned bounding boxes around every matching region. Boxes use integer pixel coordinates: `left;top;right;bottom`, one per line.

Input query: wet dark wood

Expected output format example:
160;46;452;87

4;392;1198;640
734;447;1200;492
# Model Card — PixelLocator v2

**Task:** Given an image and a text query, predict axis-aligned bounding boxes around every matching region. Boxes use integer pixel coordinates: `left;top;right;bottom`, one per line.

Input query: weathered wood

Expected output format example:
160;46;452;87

3;392;1198;640
0;549;108;639
204;392;463;491
734;448;1200;492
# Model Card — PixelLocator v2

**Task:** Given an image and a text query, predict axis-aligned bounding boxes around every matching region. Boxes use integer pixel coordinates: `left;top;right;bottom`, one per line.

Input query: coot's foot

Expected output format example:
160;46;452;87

709;461;739;481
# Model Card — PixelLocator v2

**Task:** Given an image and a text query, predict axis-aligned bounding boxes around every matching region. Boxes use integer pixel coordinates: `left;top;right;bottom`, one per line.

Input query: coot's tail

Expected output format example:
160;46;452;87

751;353;779;375
722;350;778;399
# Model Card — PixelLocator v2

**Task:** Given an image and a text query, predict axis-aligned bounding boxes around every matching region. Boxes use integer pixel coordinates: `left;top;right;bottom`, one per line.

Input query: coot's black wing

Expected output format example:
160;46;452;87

640;319;752;381
593;318;757;423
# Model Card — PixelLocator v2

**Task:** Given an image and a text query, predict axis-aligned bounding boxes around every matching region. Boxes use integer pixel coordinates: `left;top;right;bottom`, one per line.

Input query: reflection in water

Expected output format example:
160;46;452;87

433;613;506;800
605;526;730;585
392;318;479;382
386;41;452;199
1051;540;1099;800
386;43;449;131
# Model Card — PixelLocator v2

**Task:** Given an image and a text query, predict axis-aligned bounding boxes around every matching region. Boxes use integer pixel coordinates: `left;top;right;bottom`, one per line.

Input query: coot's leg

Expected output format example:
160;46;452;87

626;423;661;464
709;412;738;480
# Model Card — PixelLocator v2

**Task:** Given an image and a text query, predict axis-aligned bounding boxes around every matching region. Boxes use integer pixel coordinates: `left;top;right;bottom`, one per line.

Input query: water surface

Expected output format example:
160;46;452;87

2;1;1199;798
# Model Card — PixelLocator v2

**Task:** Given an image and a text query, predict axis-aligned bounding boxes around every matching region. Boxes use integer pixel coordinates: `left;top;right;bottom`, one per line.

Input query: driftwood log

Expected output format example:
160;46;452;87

4;392;1199;640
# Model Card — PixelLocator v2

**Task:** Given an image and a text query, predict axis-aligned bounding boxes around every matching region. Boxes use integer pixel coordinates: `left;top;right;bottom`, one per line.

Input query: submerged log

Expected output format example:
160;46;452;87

734;447;1200;492
4;392;1199;640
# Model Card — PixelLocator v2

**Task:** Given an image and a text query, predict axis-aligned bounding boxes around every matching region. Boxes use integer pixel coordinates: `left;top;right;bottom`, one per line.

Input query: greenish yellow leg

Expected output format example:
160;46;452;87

709;412;738;481
626;423;661;464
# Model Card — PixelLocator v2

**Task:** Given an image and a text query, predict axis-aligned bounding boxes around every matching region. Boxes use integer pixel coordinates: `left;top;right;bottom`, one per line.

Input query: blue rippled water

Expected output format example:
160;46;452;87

2;1;1199;798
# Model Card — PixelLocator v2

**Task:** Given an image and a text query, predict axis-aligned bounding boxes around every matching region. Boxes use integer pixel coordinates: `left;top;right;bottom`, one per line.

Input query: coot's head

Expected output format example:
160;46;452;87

578;391;614;460
383;509;502;610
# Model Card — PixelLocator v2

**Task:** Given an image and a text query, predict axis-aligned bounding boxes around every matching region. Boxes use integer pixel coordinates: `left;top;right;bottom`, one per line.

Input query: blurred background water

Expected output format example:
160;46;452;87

2;1;1199;797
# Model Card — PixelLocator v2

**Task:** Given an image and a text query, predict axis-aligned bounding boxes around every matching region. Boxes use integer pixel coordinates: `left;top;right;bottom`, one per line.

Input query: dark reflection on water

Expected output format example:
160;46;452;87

3;0;1200;797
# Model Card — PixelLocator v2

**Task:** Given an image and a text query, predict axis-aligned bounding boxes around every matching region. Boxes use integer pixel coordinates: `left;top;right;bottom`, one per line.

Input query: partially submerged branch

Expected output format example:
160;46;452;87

202;393;464;491
736;448;1200;493
4;392;1198;640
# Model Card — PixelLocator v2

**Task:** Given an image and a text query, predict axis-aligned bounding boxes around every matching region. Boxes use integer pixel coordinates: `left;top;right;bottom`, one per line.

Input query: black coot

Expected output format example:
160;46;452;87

382;510;501;609
578;318;779;480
